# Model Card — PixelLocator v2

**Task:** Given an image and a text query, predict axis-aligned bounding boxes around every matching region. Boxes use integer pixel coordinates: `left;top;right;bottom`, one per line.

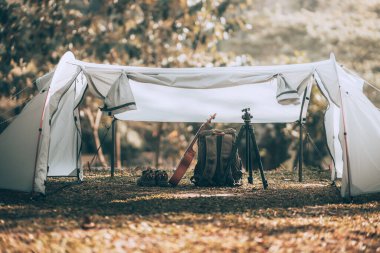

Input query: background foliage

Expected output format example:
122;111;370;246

1;0;379;170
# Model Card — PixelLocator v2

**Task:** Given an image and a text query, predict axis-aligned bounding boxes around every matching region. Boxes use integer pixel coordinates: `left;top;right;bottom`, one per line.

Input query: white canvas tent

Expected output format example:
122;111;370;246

0;51;379;198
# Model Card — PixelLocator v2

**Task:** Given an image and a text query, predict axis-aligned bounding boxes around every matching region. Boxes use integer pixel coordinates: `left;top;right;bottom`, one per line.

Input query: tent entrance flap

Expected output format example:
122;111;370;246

47;72;85;178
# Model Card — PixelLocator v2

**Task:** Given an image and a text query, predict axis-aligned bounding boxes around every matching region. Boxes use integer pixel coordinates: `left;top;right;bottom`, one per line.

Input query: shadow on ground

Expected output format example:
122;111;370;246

1;169;379;234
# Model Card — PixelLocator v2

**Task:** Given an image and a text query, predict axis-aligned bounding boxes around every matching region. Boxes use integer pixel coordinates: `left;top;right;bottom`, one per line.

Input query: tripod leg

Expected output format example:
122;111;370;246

248;125;268;189
246;125;253;184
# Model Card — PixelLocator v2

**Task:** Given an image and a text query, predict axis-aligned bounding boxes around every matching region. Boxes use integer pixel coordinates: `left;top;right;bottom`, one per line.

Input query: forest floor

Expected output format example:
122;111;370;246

0;167;379;252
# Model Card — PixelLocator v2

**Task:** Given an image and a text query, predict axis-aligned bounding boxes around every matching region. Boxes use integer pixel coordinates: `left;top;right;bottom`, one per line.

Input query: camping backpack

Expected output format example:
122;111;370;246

191;128;243;187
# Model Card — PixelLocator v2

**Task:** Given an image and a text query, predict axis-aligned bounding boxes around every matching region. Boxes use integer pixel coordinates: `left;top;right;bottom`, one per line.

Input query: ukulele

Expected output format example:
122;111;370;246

169;113;216;186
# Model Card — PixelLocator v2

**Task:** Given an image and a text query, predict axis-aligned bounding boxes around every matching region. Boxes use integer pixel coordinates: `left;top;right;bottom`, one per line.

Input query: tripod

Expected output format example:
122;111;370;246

229;108;268;189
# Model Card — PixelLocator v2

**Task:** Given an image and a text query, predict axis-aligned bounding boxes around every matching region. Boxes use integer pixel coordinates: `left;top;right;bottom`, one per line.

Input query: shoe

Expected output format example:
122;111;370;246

137;168;156;186
155;170;169;187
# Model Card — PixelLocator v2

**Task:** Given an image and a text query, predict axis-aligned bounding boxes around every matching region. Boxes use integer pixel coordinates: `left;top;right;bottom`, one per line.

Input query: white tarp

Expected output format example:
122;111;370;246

79;60;332;123
116;78;303;123
102;72;137;115
276;72;312;105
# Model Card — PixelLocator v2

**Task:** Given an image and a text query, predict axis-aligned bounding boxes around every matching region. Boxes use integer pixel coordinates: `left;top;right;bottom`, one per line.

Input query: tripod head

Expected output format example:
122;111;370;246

242;108;253;124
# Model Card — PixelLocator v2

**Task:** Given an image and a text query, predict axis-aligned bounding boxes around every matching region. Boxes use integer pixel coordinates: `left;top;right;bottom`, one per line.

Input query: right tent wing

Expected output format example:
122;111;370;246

337;65;380;197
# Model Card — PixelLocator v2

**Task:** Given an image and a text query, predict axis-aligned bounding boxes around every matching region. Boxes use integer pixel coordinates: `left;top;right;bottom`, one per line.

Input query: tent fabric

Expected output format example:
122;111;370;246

48;71;86;178
102;72;137;115
73;72;88;109
49;67;82;118
276;74;300;105
126;71;275;89
79;60;328;123
34;52;80;193
79;58;329;90
36;71;55;92
325;103;343;179
32;68;87;179
1;51;380;198
0;91;48;192
84;68;118;98
82;63;329;85
314;72;343;180
117;78;306;123
314;54;341;107
276;72;312;105
336;65;380;197
299;82;313;124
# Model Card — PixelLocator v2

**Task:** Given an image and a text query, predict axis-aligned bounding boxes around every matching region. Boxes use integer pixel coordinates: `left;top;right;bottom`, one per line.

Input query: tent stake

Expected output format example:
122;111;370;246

111;118;116;178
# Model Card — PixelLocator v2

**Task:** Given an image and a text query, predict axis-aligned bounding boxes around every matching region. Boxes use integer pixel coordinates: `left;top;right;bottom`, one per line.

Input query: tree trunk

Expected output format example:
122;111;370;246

84;108;108;168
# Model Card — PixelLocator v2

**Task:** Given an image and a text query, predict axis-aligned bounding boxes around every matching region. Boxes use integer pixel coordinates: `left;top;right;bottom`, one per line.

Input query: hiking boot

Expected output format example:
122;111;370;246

155;170;169;187
137;168;156;186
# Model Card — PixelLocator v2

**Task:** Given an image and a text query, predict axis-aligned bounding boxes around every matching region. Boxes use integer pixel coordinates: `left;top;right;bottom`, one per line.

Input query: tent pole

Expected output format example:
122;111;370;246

338;86;352;199
31;90;49;196
298;121;303;182
297;85;309;182
74;79;82;182
111;118;116;178
331;55;352;199
75;114;80;181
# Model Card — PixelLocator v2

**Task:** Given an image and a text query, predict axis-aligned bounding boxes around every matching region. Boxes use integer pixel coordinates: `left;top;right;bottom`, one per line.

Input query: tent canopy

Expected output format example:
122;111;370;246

78;57;331;123
0;51;379;199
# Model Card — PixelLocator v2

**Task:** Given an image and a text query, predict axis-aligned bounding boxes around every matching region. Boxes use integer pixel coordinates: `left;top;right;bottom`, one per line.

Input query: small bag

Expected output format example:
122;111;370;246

191;128;243;187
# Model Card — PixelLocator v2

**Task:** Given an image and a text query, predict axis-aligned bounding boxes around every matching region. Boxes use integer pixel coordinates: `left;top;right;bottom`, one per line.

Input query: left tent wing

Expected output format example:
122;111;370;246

0;91;48;192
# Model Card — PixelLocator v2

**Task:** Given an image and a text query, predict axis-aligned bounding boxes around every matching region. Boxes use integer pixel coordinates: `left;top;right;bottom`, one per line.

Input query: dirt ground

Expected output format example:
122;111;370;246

0;168;379;252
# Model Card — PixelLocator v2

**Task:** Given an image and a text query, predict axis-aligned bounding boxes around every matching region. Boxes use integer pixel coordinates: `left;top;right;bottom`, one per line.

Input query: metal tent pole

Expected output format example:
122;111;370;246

298;120;303;182
75;114;80;180
111;118;116;178
298;82;313;182
328;53;352;199
298;86;311;182
338;86;352;199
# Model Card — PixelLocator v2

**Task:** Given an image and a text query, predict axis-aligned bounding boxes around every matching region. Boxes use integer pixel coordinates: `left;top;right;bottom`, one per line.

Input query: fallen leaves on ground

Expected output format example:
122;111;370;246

0;168;379;252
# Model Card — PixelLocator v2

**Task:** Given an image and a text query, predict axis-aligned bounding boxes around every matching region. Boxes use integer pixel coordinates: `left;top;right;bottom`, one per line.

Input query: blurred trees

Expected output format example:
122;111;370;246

222;0;380;169
2;0;378;171
0;0;254;169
